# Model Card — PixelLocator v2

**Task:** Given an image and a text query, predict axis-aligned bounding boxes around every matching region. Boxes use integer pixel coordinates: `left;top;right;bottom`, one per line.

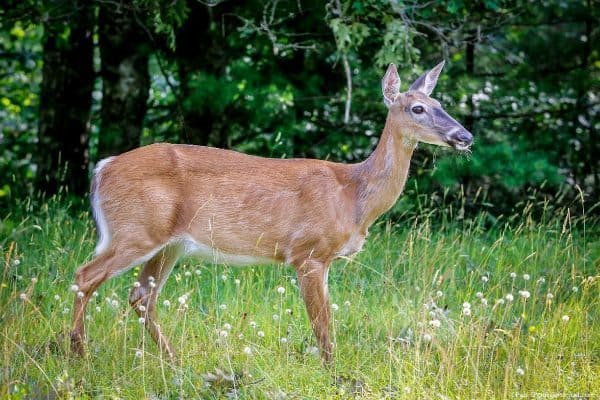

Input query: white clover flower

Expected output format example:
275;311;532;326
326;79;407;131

12;259;21;266
148;276;155;282
537;277;546;284
476;292;483;298
54;294;60;301
149;281;156;288
163;300;171;307
462;308;471;316
70;284;79;292
95;306;101;312
496;298;505;305
510;272;517;279
505;293;514;302
250;321;257;329
257;330;265;338
133;281;141;288
221;274;227;281
31;277;38;284
235;279;241;285
272;314;280;321
219;330;228;338
463;302;471;309
422;333;432;342
331;303;339;311
481;276;489;283
184;271;192;277
285;308;292;315
290;278;297;285
219;304;227;310
138;305;146;312
344;300;351;307
138;317;145;324
62;307;70;314
135;350;143;358
243;346;252;355
429;319;441;328
516;367;525;376
572;286;578;293
177;296;186;305
195;269;202;276
279;337;288;344
238;333;244;339
111;299;119;307
481;298;488;306
92;291;98;297
523;274;530;281
546;293;554;299
223;323;232;331
436;291;443;298
519;290;531;299
562;315;570;323
77;291;84;299
118;319;124;325
277;286;285;294
19;293;27;301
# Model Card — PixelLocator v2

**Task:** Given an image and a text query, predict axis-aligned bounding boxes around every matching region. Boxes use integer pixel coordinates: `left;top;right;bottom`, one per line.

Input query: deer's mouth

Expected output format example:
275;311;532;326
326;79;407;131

444;129;473;151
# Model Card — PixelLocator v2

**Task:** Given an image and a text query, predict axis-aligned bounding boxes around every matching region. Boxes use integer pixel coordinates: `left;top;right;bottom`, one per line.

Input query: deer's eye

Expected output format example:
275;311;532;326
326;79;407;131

412;105;425;114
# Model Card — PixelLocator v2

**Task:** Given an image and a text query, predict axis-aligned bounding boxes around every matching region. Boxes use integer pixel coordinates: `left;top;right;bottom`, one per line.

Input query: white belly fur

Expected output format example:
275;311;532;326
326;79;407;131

183;237;276;266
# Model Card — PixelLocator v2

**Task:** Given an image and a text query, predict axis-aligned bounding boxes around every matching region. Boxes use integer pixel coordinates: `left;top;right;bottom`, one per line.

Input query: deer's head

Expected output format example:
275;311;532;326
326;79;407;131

381;61;473;151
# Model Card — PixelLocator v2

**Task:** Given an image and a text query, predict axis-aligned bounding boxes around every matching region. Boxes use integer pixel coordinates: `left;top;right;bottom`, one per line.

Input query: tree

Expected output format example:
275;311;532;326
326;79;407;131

36;0;95;196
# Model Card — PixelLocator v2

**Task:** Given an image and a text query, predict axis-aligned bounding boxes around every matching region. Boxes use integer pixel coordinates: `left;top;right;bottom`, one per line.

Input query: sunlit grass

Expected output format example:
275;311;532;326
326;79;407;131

1;194;598;398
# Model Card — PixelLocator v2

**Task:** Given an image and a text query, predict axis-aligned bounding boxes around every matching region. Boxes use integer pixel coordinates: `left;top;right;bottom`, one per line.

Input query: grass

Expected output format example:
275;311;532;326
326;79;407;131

1;194;599;399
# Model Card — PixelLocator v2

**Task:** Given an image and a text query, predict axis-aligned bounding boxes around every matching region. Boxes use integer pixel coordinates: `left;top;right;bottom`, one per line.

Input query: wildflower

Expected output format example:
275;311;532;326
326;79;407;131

12;259;21;266
70;284;79;292
546;293;554;299
235;279;240;285
238;333;244;339
331;303;339;311
219;304;227;310
223;323;232;331
436;290;443;298
163;300;171;307
476;292;483;298
148;276;155;283
135;350;143;358
195;269;202;276
273;314;280;321
344;300;351;307
280;337;288;344
496;298;505;305
516;367;525;376
62;307;70;314
19;293;27;301
184;271;192;277
111;299;119;307
257;330;265;338
133;282;141;288
290;278;297;285
505;293;514;302
422;333;432;342
537;277;546;284
285;308;292;315
562;315;570;323
138;305;146;312
463;302;471;309
31;277;38;284
523;274;530;281
510;272;517;279
219;330;228;338
93;291;98;297
519;290;531;299
481;298;488;306
250;321;257;329
243;346;252;355
481;276;489;283
221;274;227;281
77;291;84;299
429;319;441;328
138;317;145;324
572;286;578;293
54;294;60;301
462;308;471;316
149;281;156;289
95;306;101;312
177;296;186;305
277;286;285;294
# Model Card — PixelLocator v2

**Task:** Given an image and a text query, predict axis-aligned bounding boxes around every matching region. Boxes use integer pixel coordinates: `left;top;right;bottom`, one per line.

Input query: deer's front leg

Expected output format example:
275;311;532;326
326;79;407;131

295;259;332;364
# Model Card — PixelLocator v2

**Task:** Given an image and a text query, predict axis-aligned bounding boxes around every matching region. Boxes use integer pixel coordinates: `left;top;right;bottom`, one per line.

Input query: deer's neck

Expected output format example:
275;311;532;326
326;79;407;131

352;114;416;230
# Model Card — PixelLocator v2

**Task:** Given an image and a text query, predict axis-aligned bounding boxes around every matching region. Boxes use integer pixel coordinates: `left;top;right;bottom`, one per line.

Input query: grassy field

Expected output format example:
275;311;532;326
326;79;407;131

1;194;599;399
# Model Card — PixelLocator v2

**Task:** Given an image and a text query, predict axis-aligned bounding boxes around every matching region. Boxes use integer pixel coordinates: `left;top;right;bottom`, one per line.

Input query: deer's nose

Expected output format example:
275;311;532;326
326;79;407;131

455;129;473;145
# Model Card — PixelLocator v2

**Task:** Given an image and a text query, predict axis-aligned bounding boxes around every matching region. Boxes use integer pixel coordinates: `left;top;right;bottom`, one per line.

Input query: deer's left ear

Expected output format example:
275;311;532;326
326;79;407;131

409;60;445;95
382;63;401;107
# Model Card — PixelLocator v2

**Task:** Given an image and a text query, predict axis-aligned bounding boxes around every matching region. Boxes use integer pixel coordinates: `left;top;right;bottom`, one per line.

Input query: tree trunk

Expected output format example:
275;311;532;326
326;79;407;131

37;0;94;197
97;3;151;159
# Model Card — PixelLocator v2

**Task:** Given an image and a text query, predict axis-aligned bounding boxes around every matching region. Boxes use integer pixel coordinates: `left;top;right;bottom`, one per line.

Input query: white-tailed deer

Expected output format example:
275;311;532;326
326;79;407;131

71;61;472;363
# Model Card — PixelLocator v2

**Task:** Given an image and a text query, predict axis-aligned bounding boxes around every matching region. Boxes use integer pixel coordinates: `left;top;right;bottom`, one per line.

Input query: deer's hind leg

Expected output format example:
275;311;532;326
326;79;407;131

129;243;183;360
71;241;162;355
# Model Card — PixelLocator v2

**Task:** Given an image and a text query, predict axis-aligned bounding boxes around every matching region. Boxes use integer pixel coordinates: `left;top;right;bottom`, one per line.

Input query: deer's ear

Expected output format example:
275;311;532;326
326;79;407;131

409;60;445;96
382;64;401;107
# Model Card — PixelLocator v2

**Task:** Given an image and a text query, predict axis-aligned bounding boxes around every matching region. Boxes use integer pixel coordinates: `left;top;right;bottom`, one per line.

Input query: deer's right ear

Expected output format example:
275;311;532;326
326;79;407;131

382;63;401;107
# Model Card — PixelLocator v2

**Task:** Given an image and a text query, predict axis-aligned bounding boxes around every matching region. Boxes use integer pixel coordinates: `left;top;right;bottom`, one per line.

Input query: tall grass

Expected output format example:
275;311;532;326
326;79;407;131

1;193;598;399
